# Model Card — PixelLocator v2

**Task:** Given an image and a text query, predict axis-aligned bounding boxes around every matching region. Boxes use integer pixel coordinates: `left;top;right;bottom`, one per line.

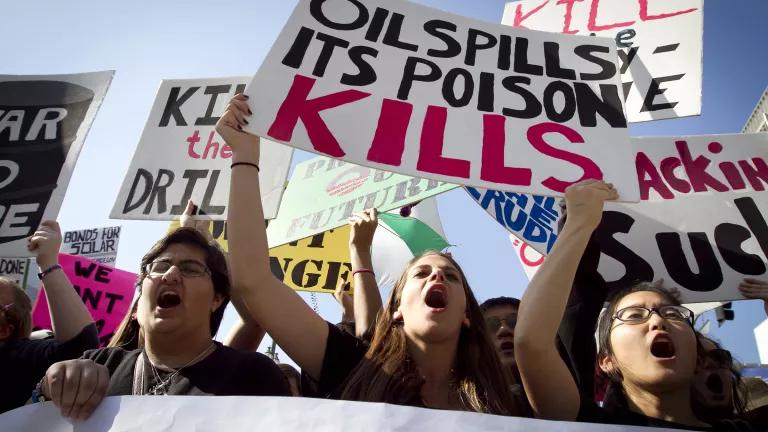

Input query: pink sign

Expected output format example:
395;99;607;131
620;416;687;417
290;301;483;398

32;253;137;346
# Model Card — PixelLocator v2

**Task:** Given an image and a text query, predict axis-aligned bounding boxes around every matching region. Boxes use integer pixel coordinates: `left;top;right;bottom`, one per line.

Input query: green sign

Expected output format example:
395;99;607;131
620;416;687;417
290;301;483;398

267;156;458;247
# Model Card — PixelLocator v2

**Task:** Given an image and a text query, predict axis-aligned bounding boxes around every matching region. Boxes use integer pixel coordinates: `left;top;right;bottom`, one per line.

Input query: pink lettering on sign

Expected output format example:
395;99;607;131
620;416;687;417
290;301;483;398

32;254;136;346
268;74;371;158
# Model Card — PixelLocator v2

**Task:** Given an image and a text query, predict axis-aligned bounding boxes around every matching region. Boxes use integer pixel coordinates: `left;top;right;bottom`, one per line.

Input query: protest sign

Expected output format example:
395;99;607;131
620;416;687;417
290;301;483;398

266;155;457;247
32;254;136;346
111;77;294;221
0;257;30;287
509;234;544;280
470;133;768;303
503;0;703;123
0;71;113;256
61;225;121;265
245;0;638;201
270;225;352;293
0;395;678;432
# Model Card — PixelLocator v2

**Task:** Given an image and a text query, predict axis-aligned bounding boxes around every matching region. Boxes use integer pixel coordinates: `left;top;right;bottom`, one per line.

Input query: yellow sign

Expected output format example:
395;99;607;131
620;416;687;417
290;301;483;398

167;221;351;294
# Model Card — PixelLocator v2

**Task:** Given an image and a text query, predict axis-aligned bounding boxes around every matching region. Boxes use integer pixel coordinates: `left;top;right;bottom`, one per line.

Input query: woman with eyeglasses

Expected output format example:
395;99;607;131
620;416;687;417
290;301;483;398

36;228;290;421
515;180;757;431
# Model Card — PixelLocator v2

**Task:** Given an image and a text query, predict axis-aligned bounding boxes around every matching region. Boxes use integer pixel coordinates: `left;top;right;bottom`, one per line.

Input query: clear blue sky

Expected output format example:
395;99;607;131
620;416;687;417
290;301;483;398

3;0;766;365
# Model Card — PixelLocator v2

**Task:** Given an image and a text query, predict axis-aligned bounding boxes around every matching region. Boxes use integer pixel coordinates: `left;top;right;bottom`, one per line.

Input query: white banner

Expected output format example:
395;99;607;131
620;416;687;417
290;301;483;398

0;396;679;431
470;133;768;303
61;225;121;265
111;77;294;220
503;0;703;123
0;71;114;256
245;0;638;201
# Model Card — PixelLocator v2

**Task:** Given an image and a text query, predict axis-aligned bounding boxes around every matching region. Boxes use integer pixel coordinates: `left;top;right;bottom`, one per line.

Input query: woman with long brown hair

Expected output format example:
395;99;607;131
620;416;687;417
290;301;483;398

219;94;521;415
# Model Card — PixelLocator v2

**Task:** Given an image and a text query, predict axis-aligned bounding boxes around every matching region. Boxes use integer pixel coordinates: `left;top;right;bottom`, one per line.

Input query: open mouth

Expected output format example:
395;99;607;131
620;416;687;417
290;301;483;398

650;335;676;359
424;287;447;309
499;340;515;353
705;373;724;394
157;291;182;309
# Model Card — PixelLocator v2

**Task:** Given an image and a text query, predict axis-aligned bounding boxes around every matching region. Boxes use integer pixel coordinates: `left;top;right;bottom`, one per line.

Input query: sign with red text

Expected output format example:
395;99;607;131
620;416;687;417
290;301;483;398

110;77;294;221
245;0;638;201
266;155;457;247
469;133;768;303
1;71;113;257
32;254;136;346
509;234;544;279
503;0;703;122
61;226;121;265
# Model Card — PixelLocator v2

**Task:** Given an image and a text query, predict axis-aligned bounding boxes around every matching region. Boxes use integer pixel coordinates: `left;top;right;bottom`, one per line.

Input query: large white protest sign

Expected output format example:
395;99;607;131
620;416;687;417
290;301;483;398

111;77;294;221
61;225;121;265
245;0;638;201
0;71;113;257
0;396;679;431
503;0;703;123
470;133;768;303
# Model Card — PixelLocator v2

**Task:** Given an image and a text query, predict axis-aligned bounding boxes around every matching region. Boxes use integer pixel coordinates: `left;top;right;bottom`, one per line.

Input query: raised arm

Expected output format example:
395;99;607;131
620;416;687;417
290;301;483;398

29;221;96;342
223;317;266;352
218;94;329;379
348;209;382;337
515;180;617;420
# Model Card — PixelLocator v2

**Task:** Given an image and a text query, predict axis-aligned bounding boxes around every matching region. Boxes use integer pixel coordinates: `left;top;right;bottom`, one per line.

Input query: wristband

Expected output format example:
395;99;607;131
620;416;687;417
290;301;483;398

352;268;375;277
231;162;260;171
37;264;62;281
31;378;48;403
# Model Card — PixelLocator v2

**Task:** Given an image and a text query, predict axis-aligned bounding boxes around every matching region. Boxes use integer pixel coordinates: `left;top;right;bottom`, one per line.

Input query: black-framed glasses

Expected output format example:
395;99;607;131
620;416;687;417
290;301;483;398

143;260;210;278
612;305;694;325
485;314;517;332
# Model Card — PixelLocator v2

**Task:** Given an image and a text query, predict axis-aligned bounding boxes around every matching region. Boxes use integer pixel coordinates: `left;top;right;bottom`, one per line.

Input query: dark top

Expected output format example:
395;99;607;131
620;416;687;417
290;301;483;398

82;342;290;397
0;324;99;413
316;321;368;398
579;398;758;431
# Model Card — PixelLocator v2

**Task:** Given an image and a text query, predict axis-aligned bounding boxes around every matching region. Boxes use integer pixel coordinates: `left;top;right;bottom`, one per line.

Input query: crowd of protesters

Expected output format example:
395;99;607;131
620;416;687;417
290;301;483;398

1;94;768;431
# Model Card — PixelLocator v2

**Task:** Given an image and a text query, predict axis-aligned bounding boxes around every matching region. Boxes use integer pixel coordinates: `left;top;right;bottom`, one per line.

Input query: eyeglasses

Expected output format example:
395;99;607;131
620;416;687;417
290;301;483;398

612;305;694;325
485;314;517;332
143;260;210;278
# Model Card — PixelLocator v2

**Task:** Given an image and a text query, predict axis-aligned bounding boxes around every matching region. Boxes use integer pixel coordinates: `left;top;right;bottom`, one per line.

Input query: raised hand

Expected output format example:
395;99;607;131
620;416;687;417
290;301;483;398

180;199;214;242
563;180;618;232
215;94;259;163
28;220;62;268
348;208;378;251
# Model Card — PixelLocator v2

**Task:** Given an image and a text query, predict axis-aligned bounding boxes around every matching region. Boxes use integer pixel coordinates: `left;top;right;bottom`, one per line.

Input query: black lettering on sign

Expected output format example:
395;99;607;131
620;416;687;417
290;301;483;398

595;211;654;292
159;87;199;127
656;232;723;291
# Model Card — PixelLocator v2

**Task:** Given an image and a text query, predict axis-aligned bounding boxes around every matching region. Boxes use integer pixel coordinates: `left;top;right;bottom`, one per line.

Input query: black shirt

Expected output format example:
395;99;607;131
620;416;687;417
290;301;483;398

316;321;368;398
578;398;758;431
0;324;99;413
82;342;291;397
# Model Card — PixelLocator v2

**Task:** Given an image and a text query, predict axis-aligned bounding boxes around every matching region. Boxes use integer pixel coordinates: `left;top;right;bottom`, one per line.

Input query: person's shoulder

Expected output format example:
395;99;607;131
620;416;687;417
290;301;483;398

215;344;280;370
82;346;139;367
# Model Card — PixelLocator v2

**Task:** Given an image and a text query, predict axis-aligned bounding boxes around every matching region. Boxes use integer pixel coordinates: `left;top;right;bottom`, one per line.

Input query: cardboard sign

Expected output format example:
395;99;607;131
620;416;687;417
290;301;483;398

0;257;30;287
0;71;113;256
245;0;638;200
61;226;121;265
32;254;136;346
111;77;294;221
470;133;768;303
266;155;457;248
503;0;703;122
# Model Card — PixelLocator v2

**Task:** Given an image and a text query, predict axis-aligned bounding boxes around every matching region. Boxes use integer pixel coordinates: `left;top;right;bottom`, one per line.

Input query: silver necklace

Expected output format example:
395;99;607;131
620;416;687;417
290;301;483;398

145;343;216;395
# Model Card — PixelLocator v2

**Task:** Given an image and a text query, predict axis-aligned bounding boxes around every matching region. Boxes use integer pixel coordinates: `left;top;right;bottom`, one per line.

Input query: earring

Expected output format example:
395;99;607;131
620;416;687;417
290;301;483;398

462;317;471;328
